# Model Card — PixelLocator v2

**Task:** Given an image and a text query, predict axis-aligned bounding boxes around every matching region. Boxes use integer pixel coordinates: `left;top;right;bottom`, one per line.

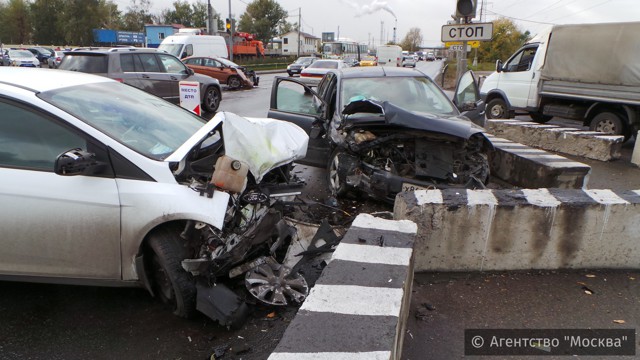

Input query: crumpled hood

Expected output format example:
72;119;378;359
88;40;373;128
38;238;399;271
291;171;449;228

342;99;485;140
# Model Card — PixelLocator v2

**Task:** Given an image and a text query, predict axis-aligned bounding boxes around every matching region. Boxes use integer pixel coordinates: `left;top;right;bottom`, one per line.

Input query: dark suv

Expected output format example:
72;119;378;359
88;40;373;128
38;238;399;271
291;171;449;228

59;48;222;112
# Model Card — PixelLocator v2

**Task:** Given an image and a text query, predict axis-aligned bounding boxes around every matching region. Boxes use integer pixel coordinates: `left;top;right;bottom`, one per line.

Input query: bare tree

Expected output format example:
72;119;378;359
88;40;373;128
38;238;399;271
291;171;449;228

400;27;423;52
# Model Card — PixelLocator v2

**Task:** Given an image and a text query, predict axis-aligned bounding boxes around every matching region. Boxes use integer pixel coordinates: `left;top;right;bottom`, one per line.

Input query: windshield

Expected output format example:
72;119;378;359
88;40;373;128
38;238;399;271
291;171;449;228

158;43;182;57
309;61;339;69
9;50;33;58
39;82;206;160
217;57;239;67
340;76;457;117
295;57;313;65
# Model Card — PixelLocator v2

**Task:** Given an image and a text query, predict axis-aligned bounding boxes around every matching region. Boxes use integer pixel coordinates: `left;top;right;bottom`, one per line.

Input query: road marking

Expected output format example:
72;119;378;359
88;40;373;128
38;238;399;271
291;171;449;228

585;189;629;204
415;189;443;205
299;284;403;316
332;243;413;266
269;351;392;360
522;189;561;207
351;213;417;234
467;189;498;206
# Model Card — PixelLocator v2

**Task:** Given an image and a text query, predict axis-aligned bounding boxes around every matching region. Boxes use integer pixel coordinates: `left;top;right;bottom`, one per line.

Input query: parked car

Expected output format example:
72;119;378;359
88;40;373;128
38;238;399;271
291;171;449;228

299;59;347;86
59;47;222;112
401;55;416;68
343;57;360;67
0;67;310;327
287;56;317;76
268;67;489;203
183;56;258;90
6;49;40;67
359;56;377;67
28;47;54;65
47;51;65;69
0;50;9;66
426;52;436;61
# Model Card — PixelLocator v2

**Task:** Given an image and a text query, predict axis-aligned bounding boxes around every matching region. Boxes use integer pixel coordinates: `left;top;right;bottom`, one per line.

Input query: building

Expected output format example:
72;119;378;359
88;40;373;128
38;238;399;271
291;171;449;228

280;31;320;56
144;24;184;48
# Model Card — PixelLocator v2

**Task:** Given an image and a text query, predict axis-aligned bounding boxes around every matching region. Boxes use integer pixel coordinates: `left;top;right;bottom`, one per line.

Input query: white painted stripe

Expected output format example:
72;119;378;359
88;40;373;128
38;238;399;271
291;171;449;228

415;189;443;205
544;161;590;168
467;190;498;206
269;351;392;360
565;131;604;136
522;189;561;207
299;284;403;316
585;189;629;205
351;213;417;234
509;149;550;154
332;243;412;266
547;127;583;132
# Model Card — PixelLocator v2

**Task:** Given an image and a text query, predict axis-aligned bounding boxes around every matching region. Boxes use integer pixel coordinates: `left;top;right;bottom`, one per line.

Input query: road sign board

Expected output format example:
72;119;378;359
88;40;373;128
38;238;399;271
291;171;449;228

179;81;201;115
450;44;471;52
445;41;480;48
441;22;493;42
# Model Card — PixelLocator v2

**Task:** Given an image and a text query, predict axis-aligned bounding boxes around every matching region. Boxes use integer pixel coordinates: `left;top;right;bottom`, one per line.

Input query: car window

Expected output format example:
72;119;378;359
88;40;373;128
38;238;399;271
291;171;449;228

39;82;206;160
158;53;187;73
120;53;138;72
204;58;220;67
340;76;456;116
276;81;323;116
0;100;86;171
138;53;162;72
504;46;537;72
59;54;108;73
184;58;201;66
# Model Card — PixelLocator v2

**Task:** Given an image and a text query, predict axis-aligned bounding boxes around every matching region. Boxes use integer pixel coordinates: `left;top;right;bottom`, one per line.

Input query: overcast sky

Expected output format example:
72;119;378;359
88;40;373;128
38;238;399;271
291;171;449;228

116;0;640;47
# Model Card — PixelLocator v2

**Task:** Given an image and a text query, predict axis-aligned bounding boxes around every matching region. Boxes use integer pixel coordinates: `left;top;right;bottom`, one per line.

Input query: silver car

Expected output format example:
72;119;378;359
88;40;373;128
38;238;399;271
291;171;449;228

6;49;40;67
47;51;65;68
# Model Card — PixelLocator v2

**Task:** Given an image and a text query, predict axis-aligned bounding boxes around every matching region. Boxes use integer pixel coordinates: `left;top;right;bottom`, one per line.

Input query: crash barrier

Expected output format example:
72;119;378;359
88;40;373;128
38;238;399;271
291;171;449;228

394;188;640;272
268;214;417;360
487;134;591;189
486;120;624;161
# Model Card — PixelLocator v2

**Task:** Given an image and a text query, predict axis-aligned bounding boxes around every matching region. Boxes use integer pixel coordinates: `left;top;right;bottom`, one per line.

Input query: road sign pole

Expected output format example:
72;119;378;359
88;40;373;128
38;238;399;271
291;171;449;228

456;18;467;82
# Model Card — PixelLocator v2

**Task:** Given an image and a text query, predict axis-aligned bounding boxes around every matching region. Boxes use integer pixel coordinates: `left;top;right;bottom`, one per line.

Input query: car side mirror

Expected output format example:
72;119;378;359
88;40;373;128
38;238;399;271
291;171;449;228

496;59;503;73
54;148;101;176
187;68;195;75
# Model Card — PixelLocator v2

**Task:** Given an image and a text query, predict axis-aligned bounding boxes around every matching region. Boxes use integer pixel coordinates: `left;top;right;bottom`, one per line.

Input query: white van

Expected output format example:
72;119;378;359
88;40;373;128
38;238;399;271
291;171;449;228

159;34;229;59
376;45;402;67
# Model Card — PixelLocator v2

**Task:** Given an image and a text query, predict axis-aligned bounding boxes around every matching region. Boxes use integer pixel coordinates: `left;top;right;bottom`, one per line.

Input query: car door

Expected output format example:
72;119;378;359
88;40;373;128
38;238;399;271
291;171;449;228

268;77;330;167
134;53;175;102
497;45;538;109
453;70;485;126
157;53;192;103
0;99;121;279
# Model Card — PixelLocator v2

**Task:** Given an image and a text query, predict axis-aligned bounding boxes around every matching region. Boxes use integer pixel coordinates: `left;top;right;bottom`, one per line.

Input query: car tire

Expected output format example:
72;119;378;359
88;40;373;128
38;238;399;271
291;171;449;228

327;148;351;197
530;113;553;123
202;86;221;113
227;75;242;89
148;229;197;318
590;111;629;140
287;72;293;77
486;98;509;119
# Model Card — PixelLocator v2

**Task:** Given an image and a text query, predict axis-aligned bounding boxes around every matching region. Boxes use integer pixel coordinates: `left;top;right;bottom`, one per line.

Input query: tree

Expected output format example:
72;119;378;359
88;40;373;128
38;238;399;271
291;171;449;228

237;0;287;45
58;0;110;46
400;27;422;52
31;0;65;45
160;0;210;28
122;0;152;32
4;0;32;44
278;21;296;36
477;18;530;63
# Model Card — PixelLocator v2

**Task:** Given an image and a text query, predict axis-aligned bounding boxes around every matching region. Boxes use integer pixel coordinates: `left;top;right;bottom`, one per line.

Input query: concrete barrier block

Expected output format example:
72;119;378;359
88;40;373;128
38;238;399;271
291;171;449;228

486;120;623;161
394;189;640;272
486;135;591;189
269;214;417;360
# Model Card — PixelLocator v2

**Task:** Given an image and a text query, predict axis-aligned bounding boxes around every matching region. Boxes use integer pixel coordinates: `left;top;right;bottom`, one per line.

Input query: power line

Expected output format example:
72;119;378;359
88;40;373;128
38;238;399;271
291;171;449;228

522;0;572;20
486;10;556;25
548;0;614;22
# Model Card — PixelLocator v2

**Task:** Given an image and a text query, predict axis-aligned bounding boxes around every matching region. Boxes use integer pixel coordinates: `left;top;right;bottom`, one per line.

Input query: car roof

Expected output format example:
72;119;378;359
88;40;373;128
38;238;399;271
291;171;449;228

0;67;113;92
332;66;427;79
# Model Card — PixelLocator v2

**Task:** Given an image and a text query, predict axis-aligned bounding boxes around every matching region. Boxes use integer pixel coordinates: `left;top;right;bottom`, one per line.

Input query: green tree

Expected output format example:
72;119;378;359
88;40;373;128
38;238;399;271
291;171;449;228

277;21;296;36
4;0;32;44
122;0;152;32
161;1;193;27
58;0;109;46
237;0;287;45
400;27;422;52
477;18;530;62
31;0;65;45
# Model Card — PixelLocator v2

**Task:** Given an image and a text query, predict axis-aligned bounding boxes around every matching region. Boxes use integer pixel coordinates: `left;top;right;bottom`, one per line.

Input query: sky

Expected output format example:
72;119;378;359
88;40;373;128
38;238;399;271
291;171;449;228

115;0;640;47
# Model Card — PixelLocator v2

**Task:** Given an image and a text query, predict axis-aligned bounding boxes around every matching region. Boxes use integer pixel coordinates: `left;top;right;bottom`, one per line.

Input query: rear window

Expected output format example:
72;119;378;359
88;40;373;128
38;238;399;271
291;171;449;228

310;61;339;69
59;54;108;73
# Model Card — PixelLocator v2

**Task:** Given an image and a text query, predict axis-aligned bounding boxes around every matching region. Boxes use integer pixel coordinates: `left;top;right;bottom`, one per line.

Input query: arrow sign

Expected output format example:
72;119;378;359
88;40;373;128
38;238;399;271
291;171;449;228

441;22;493;42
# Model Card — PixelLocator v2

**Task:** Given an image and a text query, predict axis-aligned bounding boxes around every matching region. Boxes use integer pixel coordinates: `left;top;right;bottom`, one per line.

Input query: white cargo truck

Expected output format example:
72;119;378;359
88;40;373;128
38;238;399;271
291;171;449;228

480;22;640;139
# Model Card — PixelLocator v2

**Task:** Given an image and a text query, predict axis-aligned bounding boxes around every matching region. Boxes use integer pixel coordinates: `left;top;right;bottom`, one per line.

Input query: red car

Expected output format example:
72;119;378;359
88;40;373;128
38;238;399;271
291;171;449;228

183;56;258;90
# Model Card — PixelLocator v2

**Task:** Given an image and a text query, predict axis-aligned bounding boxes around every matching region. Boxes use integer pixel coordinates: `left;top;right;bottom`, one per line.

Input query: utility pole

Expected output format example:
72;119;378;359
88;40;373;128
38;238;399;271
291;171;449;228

228;0;233;61
456;16;468;82
297;8;301;57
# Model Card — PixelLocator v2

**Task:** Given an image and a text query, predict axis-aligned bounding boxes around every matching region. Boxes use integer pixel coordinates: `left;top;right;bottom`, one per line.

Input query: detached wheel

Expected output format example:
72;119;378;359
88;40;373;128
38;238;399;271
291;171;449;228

148;229;196;318
227;75;242;89
590;111;627;137
202;86;221;113
327;148;351;197
530;113;553;123
486;98;509;119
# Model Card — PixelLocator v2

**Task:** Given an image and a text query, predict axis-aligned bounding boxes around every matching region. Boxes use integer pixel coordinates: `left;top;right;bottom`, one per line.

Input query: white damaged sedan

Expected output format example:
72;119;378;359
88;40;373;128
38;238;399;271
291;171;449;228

0;68;309;326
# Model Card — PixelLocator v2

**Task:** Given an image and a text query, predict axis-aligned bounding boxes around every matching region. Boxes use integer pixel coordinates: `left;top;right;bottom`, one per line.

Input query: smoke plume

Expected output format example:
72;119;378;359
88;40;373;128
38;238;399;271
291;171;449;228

340;0;397;19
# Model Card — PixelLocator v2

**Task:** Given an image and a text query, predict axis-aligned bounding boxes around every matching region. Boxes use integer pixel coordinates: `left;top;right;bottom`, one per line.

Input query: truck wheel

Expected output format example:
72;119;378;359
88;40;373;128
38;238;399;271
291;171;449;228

530;113;553;123
486;98;509;119
202;86;221;113
148;229;197;318
589;112;627;138
227;76;242;89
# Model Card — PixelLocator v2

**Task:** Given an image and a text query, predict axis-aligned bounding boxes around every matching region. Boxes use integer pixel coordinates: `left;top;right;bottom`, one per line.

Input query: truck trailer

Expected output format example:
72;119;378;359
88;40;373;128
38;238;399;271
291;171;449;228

480;22;640;140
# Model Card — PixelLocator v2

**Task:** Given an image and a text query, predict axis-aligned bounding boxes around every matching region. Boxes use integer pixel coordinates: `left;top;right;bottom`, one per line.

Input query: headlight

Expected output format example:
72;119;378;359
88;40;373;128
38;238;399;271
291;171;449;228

287;65;291;69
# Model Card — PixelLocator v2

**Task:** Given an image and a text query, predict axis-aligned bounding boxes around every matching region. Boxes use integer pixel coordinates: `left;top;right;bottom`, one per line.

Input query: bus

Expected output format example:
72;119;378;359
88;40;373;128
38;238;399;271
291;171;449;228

322;41;368;60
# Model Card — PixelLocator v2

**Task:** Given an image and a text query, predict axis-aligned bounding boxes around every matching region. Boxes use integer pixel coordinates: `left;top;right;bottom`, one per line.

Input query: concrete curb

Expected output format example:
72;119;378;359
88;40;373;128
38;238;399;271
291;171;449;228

268;214;417;360
486;120;624;161
487;134;591;189
394;188;640;272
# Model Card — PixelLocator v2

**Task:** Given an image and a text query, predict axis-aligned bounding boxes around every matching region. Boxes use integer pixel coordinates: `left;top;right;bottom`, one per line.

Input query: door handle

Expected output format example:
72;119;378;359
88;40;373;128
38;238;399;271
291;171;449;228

142;74;150;79
532;72;536;79
170;76;178;80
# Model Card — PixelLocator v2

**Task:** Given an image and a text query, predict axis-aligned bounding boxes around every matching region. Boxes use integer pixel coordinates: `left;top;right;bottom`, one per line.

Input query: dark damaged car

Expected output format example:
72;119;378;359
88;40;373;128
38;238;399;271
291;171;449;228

268;66;491;202
0;68;311;327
